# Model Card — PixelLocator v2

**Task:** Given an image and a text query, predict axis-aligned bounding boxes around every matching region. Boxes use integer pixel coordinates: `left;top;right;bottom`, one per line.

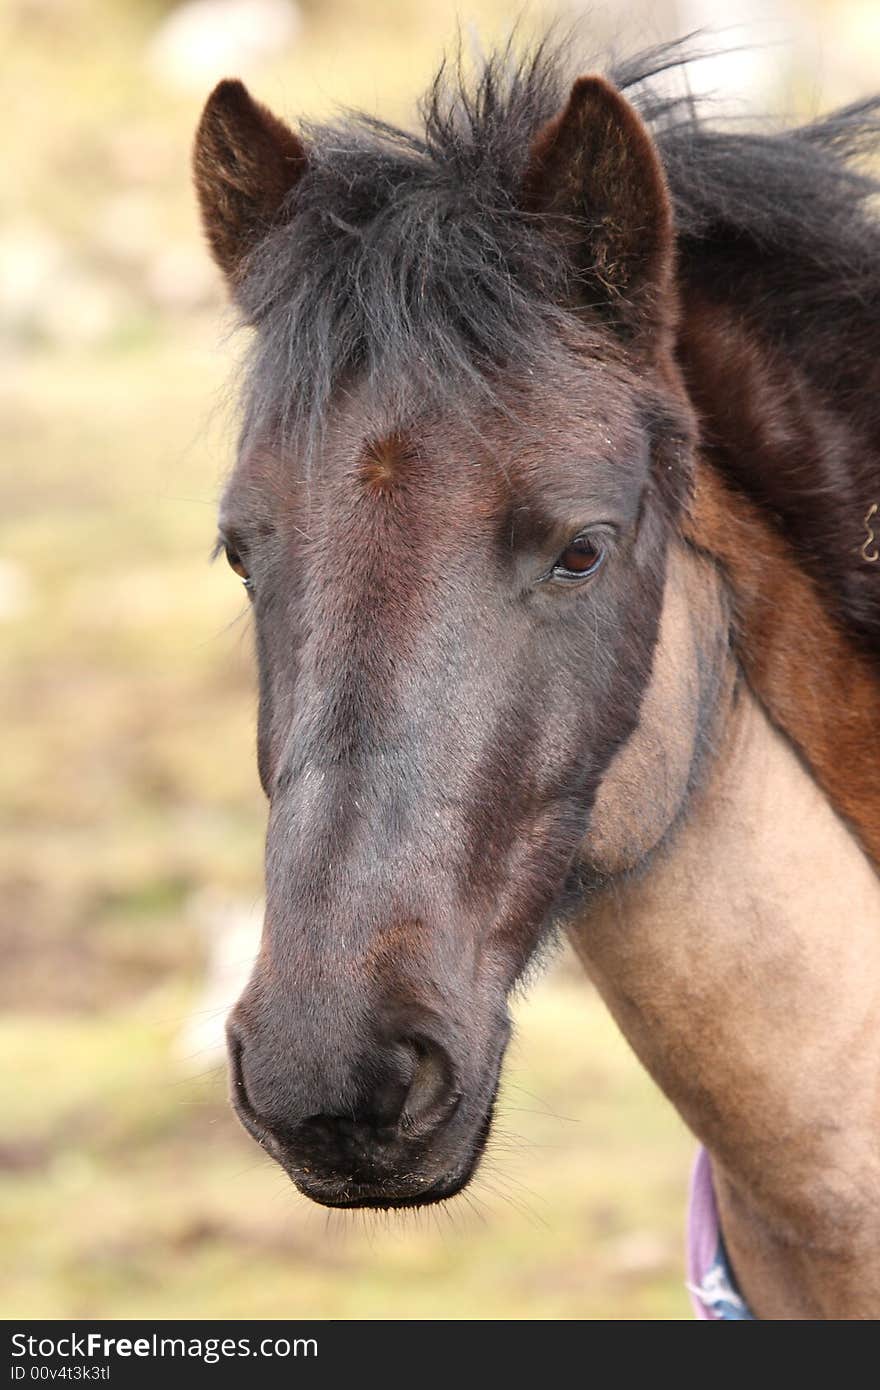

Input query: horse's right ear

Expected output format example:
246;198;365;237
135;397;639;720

193;79;307;288
522;76;675;340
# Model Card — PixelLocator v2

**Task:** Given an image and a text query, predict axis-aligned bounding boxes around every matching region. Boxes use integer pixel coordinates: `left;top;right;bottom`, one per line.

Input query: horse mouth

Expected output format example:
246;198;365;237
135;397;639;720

286;1106;495;1210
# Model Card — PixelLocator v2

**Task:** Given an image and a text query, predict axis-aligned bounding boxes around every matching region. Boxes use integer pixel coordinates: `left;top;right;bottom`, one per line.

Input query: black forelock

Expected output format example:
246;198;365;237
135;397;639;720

236;35;577;452
233;31;880;451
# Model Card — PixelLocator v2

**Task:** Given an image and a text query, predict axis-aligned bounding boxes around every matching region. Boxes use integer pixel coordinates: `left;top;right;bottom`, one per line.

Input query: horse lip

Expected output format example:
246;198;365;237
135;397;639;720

286;1096;496;1211
292;1173;468;1210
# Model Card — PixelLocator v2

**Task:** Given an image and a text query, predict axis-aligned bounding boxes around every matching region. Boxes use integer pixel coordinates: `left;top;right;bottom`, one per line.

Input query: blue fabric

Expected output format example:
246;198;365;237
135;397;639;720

698;1238;755;1320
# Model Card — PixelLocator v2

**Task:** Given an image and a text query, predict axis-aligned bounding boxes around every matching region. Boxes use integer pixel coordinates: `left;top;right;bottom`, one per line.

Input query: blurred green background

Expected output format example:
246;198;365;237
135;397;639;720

3;0;877;1321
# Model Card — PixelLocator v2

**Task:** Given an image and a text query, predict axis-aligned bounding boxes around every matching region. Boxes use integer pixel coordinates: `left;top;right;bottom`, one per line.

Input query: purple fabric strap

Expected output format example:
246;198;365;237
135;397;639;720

687;1146;721;1319
686;1146;755;1320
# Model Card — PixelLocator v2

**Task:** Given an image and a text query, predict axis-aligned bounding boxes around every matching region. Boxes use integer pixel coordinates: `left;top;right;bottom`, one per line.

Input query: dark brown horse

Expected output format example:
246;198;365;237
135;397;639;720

192;39;880;1319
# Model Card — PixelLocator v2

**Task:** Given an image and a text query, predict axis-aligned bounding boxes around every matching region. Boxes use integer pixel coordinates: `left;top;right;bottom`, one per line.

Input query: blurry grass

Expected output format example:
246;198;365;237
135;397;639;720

1;341;261;1009
0;0;698;1320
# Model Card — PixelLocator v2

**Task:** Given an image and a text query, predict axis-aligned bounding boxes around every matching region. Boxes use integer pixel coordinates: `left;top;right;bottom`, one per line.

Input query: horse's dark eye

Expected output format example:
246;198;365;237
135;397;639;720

552;534;605;582
224;542;252;589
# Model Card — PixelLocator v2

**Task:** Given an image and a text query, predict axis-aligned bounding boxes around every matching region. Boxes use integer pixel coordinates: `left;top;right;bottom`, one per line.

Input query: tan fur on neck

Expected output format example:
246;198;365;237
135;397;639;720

573;512;880;1317
572;686;880;1317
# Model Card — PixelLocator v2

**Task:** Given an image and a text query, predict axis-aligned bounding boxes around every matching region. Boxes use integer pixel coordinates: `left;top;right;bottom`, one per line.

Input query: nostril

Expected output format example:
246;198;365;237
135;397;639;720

400;1036;459;1136
226;1027;247;1105
367;1038;418;1126
226;1028;285;1160
227;1027;259;1121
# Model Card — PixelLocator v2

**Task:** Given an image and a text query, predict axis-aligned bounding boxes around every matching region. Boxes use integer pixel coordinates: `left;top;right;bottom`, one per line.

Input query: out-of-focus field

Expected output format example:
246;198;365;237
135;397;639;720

3;0;875;1322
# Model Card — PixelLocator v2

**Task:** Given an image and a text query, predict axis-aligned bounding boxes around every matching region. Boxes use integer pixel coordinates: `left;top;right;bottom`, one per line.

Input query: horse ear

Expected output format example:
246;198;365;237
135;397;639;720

193;79;307;287
523;76;674;338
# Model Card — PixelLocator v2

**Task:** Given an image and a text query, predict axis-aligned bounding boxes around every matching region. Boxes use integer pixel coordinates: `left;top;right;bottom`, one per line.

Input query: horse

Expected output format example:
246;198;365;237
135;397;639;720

192;37;880;1319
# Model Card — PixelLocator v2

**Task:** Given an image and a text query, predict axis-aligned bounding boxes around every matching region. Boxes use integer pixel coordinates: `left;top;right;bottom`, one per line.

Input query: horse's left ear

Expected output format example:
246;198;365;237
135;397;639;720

193;79;308;289
523;76;675;340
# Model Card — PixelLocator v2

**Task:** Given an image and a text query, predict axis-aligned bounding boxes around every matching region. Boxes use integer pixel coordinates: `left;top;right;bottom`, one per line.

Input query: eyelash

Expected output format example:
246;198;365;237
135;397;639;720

216;538;253;592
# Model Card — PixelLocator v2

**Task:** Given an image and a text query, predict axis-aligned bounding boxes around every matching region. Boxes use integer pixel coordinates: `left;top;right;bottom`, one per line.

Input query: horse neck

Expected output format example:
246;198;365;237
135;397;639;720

569;507;880;1319
685;460;880;866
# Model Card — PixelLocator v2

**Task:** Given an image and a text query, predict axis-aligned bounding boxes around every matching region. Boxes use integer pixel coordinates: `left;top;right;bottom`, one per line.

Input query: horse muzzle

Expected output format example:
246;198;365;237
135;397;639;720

226;1009;509;1209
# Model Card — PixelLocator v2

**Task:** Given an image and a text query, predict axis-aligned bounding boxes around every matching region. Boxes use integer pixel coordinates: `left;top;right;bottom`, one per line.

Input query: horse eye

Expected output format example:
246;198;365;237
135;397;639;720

224;542;252;589
552;534;605;582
